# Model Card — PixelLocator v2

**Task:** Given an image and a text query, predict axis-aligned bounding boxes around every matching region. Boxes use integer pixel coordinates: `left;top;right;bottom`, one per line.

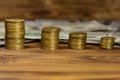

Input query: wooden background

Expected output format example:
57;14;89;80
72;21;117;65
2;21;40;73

0;0;120;20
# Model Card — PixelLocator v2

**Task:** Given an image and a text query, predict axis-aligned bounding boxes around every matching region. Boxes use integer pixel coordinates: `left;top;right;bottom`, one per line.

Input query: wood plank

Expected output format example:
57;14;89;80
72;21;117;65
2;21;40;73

0;42;120;80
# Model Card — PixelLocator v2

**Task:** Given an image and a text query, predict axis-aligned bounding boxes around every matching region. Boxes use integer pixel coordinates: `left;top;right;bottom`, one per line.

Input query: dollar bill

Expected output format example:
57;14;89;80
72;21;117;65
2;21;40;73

0;19;120;45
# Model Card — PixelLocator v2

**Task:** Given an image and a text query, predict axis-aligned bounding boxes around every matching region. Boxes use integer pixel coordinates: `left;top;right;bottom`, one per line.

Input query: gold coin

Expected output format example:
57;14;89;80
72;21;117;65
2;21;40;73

41;27;60;50
69;32;87;50
100;37;115;49
5;19;25;50
69;32;87;38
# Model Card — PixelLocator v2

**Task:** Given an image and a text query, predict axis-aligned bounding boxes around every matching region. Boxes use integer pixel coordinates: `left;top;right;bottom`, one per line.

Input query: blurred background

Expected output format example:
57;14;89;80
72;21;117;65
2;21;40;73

0;0;120;45
0;0;119;20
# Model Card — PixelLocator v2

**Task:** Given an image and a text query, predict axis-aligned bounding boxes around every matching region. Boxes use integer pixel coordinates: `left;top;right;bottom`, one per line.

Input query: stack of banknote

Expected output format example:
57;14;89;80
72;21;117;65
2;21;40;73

0;19;120;45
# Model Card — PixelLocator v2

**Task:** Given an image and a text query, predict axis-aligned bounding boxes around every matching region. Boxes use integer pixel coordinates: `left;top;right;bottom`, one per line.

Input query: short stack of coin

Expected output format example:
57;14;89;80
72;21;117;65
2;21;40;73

5;19;25;50
69;32;87;49
41;27;60;50
100;37;115;49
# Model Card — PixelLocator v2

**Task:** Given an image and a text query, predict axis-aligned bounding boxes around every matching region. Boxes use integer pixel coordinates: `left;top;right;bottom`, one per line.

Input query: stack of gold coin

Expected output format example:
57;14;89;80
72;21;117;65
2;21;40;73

5;19;25;50
100;37;115;49
69;32;87;49
41;27;60;50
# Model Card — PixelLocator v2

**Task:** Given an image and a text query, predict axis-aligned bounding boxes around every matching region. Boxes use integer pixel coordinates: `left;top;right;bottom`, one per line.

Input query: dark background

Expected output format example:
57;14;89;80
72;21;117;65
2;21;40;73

0;0;119;20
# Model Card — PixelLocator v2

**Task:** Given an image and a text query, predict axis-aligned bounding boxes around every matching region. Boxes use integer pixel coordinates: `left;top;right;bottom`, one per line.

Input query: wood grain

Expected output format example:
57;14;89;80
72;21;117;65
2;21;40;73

0;0;120;20
0;42;120;80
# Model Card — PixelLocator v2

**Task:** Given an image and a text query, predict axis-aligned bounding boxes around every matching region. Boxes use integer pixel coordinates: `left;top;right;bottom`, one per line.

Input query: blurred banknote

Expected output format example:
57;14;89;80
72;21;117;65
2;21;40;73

0;19;120;45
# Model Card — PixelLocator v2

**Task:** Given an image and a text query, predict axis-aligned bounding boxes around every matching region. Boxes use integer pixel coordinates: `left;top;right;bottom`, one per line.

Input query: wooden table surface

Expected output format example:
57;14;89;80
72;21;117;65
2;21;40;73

0;42;120;80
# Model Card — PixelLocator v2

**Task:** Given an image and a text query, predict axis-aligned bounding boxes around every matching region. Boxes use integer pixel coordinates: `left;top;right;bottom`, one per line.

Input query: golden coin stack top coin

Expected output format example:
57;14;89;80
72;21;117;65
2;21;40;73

41;27;60;50
69;32;87;50
100;37;115;50
5;19;25;50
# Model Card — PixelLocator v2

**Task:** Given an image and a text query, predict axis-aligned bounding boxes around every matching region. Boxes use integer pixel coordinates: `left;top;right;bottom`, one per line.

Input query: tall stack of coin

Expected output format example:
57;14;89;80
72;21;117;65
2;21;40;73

69;32;87;49
5;19;25;50
41;27;60;50
100;37;115;49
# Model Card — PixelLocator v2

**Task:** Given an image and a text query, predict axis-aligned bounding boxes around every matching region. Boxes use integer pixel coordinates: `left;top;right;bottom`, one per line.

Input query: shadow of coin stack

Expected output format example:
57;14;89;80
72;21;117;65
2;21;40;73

100;37;115;50
41;27;60;50
69;32;87;50
5;19;25;50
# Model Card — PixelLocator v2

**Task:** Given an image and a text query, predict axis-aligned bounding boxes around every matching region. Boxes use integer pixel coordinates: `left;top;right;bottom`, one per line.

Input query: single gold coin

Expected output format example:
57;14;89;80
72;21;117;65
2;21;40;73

5;19;24;22
69;32;87;38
